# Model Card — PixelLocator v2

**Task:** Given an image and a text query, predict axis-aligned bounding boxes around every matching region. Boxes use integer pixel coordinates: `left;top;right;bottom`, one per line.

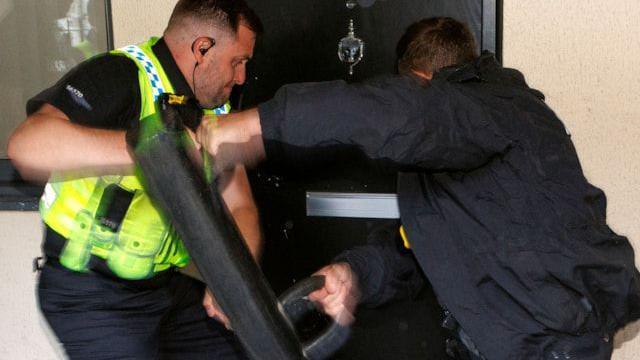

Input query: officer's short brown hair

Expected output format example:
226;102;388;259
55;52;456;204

397;17;477;75
167;0;263;35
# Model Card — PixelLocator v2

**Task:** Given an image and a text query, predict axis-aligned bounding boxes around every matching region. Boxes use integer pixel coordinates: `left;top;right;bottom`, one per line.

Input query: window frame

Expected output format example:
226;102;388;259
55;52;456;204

0;0;114;211
481;0;503;63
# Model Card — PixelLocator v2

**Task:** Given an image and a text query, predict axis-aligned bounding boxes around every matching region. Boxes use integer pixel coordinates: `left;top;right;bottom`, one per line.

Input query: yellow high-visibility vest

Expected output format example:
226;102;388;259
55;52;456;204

40;37;230;280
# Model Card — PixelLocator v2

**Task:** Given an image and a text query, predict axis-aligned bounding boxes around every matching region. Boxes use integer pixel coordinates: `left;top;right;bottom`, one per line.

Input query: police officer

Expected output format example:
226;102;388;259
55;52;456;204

8;1;263;358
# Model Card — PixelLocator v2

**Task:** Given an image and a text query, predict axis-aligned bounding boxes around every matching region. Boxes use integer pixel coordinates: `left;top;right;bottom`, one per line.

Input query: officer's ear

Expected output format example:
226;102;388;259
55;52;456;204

191;36;216;64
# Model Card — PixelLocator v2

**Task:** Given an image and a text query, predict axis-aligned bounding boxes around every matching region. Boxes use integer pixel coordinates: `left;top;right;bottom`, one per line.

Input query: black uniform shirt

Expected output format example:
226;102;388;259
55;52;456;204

26;38;195;129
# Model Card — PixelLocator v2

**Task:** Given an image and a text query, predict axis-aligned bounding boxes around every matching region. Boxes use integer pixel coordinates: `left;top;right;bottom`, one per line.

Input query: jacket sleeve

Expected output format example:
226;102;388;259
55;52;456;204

258;76;512;171
334;222;424;308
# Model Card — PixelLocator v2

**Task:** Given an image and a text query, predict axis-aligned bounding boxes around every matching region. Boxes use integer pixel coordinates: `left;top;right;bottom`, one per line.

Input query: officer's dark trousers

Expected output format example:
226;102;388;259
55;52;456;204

38;258;247;360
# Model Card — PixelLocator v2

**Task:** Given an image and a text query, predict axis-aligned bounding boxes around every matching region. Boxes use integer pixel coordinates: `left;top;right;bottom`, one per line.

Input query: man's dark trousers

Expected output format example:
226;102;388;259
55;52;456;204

38;258;247;359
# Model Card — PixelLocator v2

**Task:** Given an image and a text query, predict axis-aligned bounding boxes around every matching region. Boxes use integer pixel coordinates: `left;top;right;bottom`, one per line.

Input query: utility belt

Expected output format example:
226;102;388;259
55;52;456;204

41;226;176;284
40;176;189;279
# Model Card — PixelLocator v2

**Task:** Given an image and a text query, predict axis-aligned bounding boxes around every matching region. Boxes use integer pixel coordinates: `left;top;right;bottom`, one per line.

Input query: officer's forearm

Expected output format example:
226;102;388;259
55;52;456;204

199;108;266;172
228;205;262;262
218;165;263;262
8;104;134;183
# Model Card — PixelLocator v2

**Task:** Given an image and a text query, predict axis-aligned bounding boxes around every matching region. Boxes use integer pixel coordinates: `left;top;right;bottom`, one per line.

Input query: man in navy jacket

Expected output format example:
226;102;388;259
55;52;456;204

197;17;640;359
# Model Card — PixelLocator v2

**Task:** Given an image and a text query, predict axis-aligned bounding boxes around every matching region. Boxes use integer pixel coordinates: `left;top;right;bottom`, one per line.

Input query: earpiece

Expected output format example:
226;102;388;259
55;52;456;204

191;37;216;58
191;36;216;102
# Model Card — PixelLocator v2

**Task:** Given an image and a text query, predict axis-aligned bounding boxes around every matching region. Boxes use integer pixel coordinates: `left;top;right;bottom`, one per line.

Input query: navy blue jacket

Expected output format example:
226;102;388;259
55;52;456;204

258;53;640;359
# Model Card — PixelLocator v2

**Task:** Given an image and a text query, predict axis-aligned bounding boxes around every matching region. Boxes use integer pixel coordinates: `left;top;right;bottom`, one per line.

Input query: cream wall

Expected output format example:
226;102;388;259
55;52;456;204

2;0;639;358
0;212;64;359
111;0;175;48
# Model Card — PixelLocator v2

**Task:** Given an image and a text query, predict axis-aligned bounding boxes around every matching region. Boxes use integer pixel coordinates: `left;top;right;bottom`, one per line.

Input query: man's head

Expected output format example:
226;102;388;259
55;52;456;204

164;0;263;108
396;17;477;82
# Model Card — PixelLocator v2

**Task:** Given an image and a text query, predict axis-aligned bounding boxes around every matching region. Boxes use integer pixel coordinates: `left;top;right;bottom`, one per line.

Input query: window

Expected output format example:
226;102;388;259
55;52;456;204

0;0;113;210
